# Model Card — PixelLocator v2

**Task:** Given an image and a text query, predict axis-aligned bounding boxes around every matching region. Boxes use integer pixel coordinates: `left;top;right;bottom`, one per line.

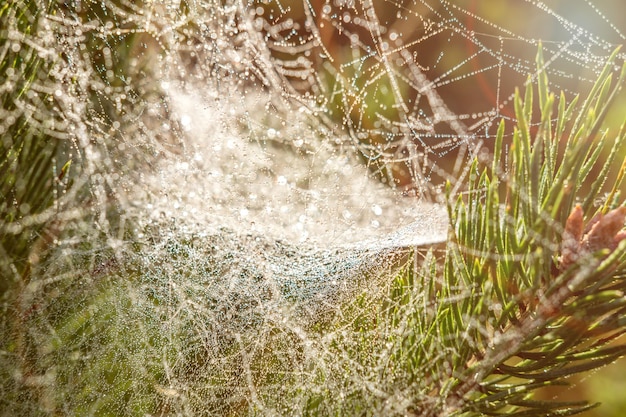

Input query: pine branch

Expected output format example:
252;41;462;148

432;46;626;416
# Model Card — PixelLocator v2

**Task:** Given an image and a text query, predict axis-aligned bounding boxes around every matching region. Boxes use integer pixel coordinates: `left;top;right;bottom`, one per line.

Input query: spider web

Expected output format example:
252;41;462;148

1;0;625;415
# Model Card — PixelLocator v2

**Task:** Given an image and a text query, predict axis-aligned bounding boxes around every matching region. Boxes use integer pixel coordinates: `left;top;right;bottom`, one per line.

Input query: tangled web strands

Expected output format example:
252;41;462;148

1;0;626;415
241;0;626;190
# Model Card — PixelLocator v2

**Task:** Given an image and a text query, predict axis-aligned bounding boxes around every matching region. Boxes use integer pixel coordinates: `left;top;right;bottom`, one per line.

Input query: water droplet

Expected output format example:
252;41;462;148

180;115;192;131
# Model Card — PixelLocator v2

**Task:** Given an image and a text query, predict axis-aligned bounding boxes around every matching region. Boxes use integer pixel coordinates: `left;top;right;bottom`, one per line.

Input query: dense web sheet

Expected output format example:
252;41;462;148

131;83;448;317
147;85;447;247
2;0;625;415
